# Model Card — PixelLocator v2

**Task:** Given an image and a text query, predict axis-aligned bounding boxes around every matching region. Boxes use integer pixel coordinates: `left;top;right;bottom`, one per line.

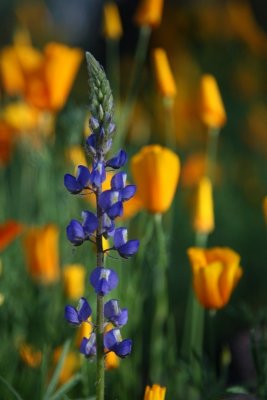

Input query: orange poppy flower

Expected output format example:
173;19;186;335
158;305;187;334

131;145;180;214
134;0;164;28
0;220;23;252
103;3;123;39
144;384;166;400
187;247;243;309
152;48;176;98
23;224;60;284
193;176;214;234
63;264;86;300
20;343;42;368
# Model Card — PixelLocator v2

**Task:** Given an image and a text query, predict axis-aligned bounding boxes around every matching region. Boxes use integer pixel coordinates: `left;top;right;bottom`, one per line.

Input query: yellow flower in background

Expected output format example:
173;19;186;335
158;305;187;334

53;346;81;385
63;264;86;300
19;343;42;368
199;74;226;129
23;224;60;285
134;0;164;28
65;145;88;171
144;384;166;400
105;351;120;370
103;3;123;40
131;145;180;214
152;48;177;99
75;318;93;348
187;247;243;310
193;176;214;234
1;102;40;132
0;42;83;111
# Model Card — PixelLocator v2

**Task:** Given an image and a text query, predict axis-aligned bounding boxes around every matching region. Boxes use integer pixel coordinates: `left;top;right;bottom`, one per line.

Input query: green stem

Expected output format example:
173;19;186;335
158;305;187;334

95;188;105;400
115;25;151;149
163;97;176;149
205;127;220;183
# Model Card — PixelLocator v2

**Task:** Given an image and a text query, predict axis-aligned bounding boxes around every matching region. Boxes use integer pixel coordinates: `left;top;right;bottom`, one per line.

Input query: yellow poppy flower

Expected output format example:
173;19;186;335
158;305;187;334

187;247;243;309
134;0;164;28
63;264;86;300
104;323;120;370
193;176;214;234
144;384;166;400
75;318;93;348
152;48;176;98
199;74;226;129
131;145;180;214
103;3;123;40
23;224;60;285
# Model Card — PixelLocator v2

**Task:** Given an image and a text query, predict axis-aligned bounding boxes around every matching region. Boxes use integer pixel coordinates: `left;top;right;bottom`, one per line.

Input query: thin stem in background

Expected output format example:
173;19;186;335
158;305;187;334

205;126;220;183
163;97;176;150
115;25;151;150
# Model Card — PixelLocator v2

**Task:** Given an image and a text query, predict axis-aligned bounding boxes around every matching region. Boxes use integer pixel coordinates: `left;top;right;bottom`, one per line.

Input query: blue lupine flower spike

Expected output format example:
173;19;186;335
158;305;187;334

66;219;85;246
80;333;97;357
65;297;92;326
106;149;127;169
113;227;140;258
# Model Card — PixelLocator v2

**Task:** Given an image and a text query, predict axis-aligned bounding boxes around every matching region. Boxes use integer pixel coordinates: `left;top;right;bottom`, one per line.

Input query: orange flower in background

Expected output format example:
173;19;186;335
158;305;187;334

263;196;267;225
20;343;42;368
0;220;23;252
53;346;81;385
1;102;40;132
63;264;86;300
187;247;243;309
135;0;164;28
65;145;88;170
131;145;180;214
152;48;177;99
23;224;60;284
181;153;206;187
193;176;214;234
144;384;166;400
199;74;226;129
103;2;123;40
0;42;83;111
0;122;15;166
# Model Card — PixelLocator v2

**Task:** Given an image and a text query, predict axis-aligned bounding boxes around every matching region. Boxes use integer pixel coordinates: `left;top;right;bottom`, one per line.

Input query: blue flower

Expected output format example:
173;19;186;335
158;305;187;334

66;211;98;246
102;213;115;238
104;329;132;358
106;149;127;169
80;333;97;357
99;190;123;219
90;267;118;296
90;161;106;187
64;165;91;194
86;133;97;156
104;299;128;327
65;297;92;326
113;227;139;258
111;172;136;201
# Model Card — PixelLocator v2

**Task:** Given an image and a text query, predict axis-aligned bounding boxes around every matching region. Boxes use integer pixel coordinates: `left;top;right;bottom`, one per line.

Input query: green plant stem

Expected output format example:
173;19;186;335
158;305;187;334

205;126;220;182
96;188;105;400
150;213;169;381
115;25;151;149
163;97;176;150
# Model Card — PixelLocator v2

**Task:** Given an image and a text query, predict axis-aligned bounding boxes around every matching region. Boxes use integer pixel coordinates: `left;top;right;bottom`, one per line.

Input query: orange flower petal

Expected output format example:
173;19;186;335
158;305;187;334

0;220;23;252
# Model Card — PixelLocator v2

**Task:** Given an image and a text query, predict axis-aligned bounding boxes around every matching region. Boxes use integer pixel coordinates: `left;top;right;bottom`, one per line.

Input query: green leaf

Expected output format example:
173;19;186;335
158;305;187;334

0;375;24;400
44;339;71;399
49;373;81;400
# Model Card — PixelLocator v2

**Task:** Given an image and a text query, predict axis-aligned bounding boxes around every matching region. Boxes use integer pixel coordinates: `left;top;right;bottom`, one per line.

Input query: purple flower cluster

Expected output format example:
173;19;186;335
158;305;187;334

63;53;139;362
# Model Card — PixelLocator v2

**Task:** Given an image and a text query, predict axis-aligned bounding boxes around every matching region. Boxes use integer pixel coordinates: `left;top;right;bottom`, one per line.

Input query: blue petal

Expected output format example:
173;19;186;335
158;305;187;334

77;297;92;322
89;117;100;130
117;240;139;258
116;308;128;327
107;202;123;219
102;213;115;237
66;220;85;246
104;299;120;319
104;329;120;349
64;174;82;194
90;268;118;296
64;305;80;325
114;228;128;248
82;211;98;235
113;339;132;358
80;333;96;357
121;185;136;201
77;165;91;187
106;149;127;169
99;190;116;210
111;172;126;190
